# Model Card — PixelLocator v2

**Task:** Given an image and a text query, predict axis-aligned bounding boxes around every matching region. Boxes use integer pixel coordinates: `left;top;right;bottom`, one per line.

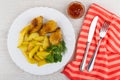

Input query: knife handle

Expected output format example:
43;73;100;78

87;38;102;72
80;42;90;71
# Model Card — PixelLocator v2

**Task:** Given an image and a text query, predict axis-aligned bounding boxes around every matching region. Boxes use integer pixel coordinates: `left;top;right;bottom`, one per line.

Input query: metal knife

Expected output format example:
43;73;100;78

80;16;99;71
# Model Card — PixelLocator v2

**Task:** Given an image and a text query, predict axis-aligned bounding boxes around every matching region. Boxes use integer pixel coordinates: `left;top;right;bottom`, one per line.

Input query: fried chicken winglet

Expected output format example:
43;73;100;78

49;28;62;45
39;20;57;35
30;16;43;33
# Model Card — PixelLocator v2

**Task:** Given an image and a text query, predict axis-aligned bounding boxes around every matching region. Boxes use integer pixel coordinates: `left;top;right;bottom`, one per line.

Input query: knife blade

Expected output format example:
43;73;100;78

80;16;98;71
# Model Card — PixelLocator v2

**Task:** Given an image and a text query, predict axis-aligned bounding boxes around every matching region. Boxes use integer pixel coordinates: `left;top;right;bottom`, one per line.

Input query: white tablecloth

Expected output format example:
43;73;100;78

0;0;120;80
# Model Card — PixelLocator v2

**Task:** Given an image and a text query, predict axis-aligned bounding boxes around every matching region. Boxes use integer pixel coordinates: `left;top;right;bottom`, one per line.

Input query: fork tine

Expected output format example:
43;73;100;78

100;20;110;38
101;21;110;32
105;21;110;27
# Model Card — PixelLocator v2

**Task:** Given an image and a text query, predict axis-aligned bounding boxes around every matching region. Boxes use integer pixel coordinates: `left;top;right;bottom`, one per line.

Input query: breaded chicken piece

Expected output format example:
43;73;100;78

49;28;62;45
39;20;57;35
30;16;43;33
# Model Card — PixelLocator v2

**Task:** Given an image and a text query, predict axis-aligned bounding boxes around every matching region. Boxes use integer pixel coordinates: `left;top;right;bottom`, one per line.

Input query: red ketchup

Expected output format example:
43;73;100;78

67;1;85;19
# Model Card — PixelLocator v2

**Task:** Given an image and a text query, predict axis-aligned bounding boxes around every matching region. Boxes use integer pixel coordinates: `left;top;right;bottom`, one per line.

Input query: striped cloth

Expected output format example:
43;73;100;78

62;3;120;80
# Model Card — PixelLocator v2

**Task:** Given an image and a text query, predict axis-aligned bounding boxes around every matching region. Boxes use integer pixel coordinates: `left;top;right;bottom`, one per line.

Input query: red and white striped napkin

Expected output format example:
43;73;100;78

62;3;120;80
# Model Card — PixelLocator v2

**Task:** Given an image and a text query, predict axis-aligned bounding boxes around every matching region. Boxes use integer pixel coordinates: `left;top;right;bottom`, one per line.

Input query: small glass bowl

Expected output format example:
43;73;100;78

67;1;85;19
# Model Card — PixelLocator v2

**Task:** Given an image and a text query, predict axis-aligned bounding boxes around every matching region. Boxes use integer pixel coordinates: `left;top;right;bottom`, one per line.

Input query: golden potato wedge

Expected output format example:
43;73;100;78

39;20;57;35
18;25;31;47
33;36;44;41
28;32;39;41
29;46;39;58
37;51;50;60
33;55;41;61
42;36;50;49
26;55;36;64
21;41;29;46
30;40;42;46
24;52;36;64
24;33;29;41
39;46;44;52
18;45;28;53
37;60;48;66
27;42;35;52
49;28;62;45
30;16;43;33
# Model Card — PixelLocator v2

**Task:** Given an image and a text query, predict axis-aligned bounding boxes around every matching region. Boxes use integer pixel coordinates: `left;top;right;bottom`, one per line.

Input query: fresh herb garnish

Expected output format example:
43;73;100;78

45;54;54;63
45;40;66;63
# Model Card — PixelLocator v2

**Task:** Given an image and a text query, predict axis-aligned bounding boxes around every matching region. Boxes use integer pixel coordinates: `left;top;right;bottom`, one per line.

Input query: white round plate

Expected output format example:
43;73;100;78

7;7;75;75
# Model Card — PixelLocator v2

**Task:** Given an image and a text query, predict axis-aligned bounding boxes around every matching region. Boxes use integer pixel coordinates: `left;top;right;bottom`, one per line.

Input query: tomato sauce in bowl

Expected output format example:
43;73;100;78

67;1;85;19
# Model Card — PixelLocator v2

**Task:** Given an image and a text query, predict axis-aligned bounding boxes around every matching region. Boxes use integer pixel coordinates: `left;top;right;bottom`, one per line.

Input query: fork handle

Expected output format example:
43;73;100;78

80;42;90;71
87;38;102;72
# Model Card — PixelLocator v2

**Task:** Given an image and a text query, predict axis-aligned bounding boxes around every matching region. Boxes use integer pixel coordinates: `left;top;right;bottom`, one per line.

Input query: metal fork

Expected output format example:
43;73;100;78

87;21;110;72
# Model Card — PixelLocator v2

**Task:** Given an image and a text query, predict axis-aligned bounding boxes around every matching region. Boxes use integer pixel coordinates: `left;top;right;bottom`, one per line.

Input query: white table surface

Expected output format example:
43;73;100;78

1;0;120;80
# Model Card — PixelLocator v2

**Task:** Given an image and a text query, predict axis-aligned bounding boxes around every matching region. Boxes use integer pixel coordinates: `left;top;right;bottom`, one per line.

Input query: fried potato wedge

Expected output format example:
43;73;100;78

18;45;28;53
29;46;39;58
27;42;34;52
37;60;48;66
26;55;36;64
39;46;44;52
30;16;43;33
49;28;62;45
24;33;29;41
18;25;31;47
43;36;50;49
37;51;50;60
30;40;42;46
33;36;44;41
33;55;41;61
39;20;57;35
28;32;39;41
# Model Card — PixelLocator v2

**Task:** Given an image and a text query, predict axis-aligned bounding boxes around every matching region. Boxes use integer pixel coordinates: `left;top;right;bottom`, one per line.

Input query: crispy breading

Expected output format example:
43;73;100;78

30;16;43;33
49;28;62;45
39;20;57;35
